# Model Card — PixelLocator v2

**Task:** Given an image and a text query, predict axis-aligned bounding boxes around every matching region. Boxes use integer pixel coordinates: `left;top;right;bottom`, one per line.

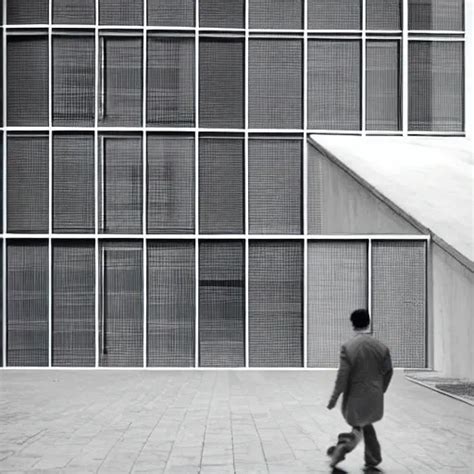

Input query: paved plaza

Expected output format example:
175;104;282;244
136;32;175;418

0;370;472;473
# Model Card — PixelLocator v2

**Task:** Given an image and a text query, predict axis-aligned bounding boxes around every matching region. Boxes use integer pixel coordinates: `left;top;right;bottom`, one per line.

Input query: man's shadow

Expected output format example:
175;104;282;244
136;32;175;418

331;468;384;473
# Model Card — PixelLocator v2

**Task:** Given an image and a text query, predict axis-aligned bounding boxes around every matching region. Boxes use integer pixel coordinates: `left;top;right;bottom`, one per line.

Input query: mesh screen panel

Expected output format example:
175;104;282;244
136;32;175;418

53;133;95;233
199;137;244;234
409;0;464;31
367;0;401;30
147;34;195;127
249;0;303;29
148;0;195;27
199;38;244;129
100;241;143;367
147;241;195;367
53;34;95;126
200;0;244;28
249;39;302;129
308;40;361;130
7;0;49;24
372;241;426;368
147;134;195;233
366;41;400;131
53;0;95;24
7;35;48;126
249;241;303;367
99;135;143;233
409;41;463;131
308;0;361;29
53;241;95;367
0;248;2;366
7;134;49;233
307;241;368;367
99;35;143;127
248;138;302;234
7;241;48;367
199;241;245;367
99;0;144;25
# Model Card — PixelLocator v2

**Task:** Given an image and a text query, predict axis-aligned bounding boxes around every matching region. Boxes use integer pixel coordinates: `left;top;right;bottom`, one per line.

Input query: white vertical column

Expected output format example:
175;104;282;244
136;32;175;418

368;237;373;332
48;0;53;368
3;0;8;367
303;0;308;368
361;0;366;136
402;0;409;135
244;0;249;368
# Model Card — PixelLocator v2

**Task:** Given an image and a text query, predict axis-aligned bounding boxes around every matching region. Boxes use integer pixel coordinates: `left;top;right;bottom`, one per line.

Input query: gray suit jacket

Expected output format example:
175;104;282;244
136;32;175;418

328;333;393;427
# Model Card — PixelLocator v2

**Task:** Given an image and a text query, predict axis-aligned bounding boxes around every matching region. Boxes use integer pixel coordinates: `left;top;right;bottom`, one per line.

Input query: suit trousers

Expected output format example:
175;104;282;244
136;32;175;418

335;425;382;466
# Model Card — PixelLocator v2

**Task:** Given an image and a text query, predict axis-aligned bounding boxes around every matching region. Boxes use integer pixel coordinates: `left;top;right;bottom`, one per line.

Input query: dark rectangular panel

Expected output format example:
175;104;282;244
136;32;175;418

147;134;195;233
99;241;143;367
53;0;95;24
249;39;302;129
147;241;195;367
249;0;303;29
100;0;144;25
7;0;49;24
53;34;95;126
53;133;95;233
372;241;426;367
199;137;244;234
200;0;244;28
7;134;49;233
409;0;464;31
99;134;143;233
7;35;48;126
99;35;143;126
308;40;361;130
249;241;303;367
199;38;244;129
308;0;361;29
148;0;195;26
409;41;463;132
199;241;245;367
248;137;302;234
7;241;48;367
307;241;368;367
366;0;401;30
53;241;95;367
366;41;401;131
147;34;195;127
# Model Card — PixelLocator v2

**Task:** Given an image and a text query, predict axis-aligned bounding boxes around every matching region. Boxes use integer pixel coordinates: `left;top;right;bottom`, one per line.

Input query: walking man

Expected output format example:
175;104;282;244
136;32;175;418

327;309;393;471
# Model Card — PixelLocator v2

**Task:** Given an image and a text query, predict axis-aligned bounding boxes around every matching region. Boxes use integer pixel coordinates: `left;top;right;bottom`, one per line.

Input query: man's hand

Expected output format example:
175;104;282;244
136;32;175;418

327;399;336;410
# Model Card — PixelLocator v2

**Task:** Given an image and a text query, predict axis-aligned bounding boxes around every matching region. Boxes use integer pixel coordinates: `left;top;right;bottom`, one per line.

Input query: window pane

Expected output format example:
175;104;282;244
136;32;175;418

372;241;426;367
147;241;195;367
7;241;49;367
248;137;302;234
409;41;463;131
99;134;143;233
200;0;244;28
53;0;95;24
99;241;143;367
147;34;195;127
249;241;303;367
53;241;95;367
99;0;144;25
308;0;361;29
307;241;367;367
199;241;245;368
7;35;49;126
199;38;244;129
249;0;303;29
367;0;401;30
199;136;244;234
53;34;95;126
148;0;195;26
147;134;195;233
308;40;361;130
249;39;302;129
7;134;49;233
99;35;143;127
366;41;401;131
7;0;49;24
409;0;464;31
53;133;95;233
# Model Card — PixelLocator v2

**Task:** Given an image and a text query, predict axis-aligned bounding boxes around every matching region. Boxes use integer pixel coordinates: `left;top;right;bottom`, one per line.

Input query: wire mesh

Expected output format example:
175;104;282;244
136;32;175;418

53;0;95;24
147;0;195;27
308;0;362;30
249;0;303;29
99;0;144;26
52;241;95;367
7;0;49;24
147;241;195;367
408;0;464;31
366;0;401;30
199;241;245;368
7;241;49;367
199;0;244;28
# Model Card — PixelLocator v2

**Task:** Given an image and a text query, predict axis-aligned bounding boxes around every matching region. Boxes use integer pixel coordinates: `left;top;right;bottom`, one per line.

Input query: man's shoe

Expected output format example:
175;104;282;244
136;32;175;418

326;445;336;456
363;466;382;473
329;445;346;468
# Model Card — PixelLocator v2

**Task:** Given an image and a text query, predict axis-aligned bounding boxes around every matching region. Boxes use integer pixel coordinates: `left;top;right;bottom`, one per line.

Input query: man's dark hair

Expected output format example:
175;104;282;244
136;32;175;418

350;309;370;329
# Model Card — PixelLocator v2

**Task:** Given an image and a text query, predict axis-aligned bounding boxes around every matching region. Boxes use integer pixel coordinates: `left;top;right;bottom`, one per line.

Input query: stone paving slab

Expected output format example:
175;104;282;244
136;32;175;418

0;370;472;473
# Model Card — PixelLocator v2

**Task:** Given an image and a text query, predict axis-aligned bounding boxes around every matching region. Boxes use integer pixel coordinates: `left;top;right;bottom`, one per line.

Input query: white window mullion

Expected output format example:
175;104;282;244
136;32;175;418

402;0;409;136
368;237;373;332
362;0;366;136
3;0;8;367
48;0;53;368
143;0;148;369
